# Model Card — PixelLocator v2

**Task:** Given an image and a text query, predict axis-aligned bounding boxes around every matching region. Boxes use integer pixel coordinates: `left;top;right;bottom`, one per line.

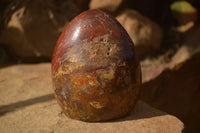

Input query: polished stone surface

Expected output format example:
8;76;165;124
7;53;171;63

52;9;141;121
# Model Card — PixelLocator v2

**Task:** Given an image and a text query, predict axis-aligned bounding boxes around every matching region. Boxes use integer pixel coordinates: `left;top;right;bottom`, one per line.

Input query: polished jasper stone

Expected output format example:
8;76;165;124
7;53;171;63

51;9;141;122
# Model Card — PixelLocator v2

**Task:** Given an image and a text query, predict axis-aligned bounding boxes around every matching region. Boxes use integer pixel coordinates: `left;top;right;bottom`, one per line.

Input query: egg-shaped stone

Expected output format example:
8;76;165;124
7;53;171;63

51;9;141;122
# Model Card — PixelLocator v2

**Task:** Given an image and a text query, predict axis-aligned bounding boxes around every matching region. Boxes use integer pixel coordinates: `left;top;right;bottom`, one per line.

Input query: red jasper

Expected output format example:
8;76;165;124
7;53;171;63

51;9;141;121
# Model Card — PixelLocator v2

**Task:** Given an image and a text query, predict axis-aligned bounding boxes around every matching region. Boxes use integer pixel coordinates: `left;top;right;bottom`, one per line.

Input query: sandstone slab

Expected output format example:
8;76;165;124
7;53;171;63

0;63;183;133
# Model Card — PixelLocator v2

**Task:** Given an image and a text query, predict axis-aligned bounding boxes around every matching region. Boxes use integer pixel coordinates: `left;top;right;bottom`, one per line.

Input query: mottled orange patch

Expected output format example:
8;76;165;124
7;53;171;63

76;76;89;86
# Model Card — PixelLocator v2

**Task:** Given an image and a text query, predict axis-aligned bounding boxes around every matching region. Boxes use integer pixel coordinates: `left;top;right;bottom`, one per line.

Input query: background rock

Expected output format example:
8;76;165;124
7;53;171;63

119;0;176;28
116;9;163;58
140;25;200;133
0;63;183;133
0;0;82;61
89;0;123;12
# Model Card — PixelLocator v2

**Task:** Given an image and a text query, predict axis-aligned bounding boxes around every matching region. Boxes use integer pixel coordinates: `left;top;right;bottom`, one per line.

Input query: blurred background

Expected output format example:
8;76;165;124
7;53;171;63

0;0;199;132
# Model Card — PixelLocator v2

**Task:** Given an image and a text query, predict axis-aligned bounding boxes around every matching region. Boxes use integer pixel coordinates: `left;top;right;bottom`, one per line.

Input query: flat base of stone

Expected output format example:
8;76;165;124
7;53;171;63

0;63;184;133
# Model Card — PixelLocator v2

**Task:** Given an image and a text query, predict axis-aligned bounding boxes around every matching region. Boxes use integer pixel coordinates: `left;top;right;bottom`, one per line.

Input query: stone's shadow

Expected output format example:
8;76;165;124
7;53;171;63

0;94;54;116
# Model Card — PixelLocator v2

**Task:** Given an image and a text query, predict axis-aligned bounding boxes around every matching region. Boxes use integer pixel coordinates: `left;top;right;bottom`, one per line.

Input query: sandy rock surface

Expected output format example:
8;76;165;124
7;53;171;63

0;63;183;133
